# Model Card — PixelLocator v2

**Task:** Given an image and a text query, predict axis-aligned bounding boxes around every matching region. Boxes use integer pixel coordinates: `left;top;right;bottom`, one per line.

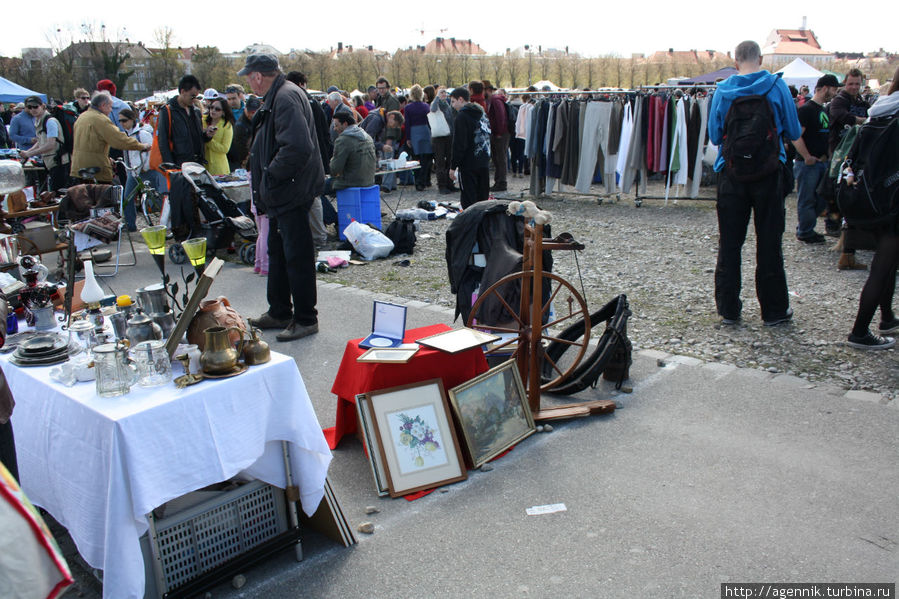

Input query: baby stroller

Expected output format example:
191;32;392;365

166;163;257;266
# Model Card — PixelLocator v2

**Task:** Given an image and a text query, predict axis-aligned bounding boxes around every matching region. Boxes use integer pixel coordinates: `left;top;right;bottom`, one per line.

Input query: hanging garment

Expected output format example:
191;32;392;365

575;101;612;193
658;96;669;173
562;100;581;186
665;98;689;201
687;95;709;199
616;101;634;182
621;95;647;195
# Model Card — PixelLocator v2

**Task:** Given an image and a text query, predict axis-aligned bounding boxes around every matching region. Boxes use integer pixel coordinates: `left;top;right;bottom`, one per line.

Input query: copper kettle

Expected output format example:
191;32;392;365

242;328;271;366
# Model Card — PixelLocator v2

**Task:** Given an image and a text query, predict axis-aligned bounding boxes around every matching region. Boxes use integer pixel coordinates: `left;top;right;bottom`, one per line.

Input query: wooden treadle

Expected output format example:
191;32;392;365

533;399;616;422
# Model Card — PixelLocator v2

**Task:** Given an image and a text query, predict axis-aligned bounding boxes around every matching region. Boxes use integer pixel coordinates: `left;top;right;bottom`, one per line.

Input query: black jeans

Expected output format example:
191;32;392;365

432;137;452;189
267;206;318;326
0;420;17;482
714;169;790;322
459;167;490;209
852;229;898;336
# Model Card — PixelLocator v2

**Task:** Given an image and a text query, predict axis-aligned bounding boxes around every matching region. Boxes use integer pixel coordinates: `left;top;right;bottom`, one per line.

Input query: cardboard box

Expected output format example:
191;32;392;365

18;221;57;253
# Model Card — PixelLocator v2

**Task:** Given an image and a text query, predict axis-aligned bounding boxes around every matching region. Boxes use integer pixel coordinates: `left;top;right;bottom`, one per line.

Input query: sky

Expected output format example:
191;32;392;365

6;3;895;59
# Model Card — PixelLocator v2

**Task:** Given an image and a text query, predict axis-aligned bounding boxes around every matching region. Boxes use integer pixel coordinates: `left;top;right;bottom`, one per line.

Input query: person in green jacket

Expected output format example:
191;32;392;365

327;111;376;191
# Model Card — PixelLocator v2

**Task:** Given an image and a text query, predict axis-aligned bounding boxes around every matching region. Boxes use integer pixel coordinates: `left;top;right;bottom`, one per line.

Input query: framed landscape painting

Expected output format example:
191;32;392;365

366;379;467;497
448;360;536;468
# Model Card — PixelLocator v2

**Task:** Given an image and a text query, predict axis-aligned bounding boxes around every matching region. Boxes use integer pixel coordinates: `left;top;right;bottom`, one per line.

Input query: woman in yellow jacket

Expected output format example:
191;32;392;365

201;97;234;175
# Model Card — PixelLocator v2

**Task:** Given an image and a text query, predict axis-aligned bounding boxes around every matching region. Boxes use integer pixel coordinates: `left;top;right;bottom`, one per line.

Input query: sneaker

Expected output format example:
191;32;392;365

276;321;319;342
797;232;825;244
763;308;793;327
720;316;741;325
248;312;292;330
879;318;899;334
847;331;896;350
490;183;507;192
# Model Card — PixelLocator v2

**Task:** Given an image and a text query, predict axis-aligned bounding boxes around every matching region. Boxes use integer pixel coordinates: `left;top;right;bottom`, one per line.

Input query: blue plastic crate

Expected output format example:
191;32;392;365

337;185;381;240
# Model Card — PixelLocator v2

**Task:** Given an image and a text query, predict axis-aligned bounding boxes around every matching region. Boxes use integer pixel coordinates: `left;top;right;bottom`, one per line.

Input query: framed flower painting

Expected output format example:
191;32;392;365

365;379;467;497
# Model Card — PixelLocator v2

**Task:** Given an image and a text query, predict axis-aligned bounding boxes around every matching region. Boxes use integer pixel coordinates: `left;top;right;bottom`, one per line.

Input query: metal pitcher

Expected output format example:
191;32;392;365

199;326;245;374
136;283;169;315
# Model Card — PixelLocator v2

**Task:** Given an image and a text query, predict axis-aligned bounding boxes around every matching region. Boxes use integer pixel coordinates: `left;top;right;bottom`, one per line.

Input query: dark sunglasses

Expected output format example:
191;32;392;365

118;118;131;123
26;105;40;110
209;106;222;111
78;96;90;100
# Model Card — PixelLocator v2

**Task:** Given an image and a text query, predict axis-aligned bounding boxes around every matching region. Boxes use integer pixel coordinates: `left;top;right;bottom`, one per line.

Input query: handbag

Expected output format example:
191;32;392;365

427;109;450;138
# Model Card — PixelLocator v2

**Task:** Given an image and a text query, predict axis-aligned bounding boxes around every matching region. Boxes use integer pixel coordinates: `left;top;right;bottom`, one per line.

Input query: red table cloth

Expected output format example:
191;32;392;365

325;323;489;449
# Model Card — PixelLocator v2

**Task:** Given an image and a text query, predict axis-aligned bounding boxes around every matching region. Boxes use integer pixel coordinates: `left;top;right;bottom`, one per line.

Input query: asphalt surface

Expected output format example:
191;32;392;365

50;239;898;598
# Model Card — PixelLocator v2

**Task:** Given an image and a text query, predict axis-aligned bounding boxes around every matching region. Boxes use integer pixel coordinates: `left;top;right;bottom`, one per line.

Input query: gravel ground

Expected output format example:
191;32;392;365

325;176;897;398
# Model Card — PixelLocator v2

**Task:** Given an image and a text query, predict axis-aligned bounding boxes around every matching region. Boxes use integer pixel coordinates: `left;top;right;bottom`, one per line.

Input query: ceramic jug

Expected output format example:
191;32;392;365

199;326;244;374
187;296;246;351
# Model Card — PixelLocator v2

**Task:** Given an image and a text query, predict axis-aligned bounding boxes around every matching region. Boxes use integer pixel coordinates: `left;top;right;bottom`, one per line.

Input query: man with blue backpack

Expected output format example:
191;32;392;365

708;40;805;327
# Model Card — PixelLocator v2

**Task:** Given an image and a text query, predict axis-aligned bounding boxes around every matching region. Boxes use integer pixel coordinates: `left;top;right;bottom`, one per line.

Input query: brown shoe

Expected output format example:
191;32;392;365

276;321;319;342
248;312;292;329
838;253;868;271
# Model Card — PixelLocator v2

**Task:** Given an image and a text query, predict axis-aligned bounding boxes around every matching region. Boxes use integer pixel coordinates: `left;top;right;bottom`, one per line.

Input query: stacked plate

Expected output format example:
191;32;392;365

9;333;77;367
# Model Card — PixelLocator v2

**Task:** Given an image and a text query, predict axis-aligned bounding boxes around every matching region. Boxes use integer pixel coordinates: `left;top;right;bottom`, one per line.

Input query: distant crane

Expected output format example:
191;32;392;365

414;24;448;38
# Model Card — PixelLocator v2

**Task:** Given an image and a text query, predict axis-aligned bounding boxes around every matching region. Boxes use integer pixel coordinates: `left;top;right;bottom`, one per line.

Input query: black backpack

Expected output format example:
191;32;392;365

721;79;781;183
504;101;518;135
385;218;416;255
835;114;899;228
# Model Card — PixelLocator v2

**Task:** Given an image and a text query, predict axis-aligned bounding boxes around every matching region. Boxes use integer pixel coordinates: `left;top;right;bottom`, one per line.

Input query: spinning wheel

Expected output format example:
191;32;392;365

467;270;590;391
462;205;615;420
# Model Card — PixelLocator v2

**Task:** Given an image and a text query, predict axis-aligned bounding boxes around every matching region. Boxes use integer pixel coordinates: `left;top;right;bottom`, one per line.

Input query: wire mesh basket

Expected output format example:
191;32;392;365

144;480;288;595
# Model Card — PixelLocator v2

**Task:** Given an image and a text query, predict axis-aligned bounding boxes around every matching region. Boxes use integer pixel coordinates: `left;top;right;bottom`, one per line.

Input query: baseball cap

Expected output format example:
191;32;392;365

245;96;262;111
816;74;841;89
203;88;221;100
237;53;280;76
24;95;44;106
327;86;339;93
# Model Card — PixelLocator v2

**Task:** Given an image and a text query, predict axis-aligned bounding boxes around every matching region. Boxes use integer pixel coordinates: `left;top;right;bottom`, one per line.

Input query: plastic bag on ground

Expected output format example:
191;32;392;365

342;220;394;261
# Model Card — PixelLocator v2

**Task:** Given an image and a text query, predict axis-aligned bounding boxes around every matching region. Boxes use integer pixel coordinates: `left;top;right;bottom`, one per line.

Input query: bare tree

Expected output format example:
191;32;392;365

309;51;333;91
148;27;181;92
458;54;471;85
507;56;521;88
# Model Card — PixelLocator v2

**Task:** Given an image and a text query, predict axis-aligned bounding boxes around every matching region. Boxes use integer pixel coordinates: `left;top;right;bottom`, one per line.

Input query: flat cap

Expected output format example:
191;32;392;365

237;53;280;76
245;96;262;111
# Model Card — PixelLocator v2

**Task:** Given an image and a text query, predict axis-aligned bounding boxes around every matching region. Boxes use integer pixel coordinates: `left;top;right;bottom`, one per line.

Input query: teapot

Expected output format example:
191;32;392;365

126;312;164;346
241;328;271;366
200;326;245;374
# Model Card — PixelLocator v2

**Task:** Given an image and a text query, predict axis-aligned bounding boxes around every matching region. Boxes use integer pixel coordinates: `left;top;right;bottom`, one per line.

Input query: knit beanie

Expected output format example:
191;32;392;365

97;79;117;97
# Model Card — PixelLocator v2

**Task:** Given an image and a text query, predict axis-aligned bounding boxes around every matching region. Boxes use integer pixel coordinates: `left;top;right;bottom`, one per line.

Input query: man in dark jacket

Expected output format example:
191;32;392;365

449;87;491;208
227;95;260;171
242;54;324;341
157;75;205;167
483;81;509;191
828;68;869;153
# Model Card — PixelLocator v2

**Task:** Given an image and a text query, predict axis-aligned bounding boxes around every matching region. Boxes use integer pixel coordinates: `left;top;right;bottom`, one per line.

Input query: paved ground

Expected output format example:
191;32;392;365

49;238;898;598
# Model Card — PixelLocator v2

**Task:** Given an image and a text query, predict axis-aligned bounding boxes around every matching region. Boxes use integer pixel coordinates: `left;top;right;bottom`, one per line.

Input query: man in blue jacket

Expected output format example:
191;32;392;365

8;103;35;149
708;40;806;327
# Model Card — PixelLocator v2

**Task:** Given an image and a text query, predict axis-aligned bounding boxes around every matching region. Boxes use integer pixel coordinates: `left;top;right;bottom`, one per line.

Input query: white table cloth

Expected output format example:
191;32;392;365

3;351;332;599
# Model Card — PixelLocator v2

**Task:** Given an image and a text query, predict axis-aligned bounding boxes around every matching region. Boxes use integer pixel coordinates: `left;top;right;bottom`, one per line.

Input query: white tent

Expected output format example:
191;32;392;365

776;58;824;90
532;80;561;91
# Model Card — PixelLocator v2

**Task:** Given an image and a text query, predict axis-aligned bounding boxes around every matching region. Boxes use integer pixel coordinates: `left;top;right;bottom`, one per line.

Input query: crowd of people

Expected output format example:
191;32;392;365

0;48;896;352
